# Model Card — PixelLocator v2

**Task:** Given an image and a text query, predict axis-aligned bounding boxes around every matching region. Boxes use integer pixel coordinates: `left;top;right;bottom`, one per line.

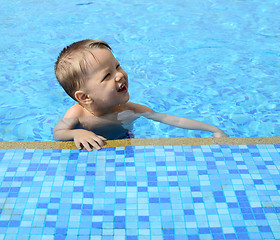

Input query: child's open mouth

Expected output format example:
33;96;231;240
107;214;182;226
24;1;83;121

117;83;128;93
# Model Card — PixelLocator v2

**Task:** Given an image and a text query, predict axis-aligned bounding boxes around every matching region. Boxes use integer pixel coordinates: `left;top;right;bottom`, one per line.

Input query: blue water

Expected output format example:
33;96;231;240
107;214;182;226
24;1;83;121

0;0;279;141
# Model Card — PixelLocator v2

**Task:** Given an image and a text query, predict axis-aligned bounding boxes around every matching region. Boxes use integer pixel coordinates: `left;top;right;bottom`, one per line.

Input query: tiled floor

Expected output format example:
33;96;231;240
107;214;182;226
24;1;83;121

0;144;279;240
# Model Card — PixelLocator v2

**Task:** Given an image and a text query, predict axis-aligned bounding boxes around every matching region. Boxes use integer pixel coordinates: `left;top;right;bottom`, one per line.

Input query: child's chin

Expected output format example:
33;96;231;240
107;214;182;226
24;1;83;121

123;92;130;103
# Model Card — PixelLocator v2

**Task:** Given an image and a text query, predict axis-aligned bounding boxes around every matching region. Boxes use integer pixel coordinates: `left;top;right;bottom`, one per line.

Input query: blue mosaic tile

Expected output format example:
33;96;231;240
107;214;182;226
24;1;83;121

0;144;279;239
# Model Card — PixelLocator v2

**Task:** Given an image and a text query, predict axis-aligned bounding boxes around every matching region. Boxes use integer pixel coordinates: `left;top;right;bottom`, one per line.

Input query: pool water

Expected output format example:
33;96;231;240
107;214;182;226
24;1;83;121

0;0;280;141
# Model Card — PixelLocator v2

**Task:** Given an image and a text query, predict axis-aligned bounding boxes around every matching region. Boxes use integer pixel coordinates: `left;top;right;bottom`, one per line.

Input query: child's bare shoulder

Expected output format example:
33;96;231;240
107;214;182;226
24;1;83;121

124;102;154;113
64;104;86;118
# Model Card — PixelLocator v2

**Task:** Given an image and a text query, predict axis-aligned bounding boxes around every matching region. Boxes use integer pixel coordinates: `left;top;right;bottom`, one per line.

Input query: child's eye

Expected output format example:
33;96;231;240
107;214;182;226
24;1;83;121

116;64;120;69
102;73;110;81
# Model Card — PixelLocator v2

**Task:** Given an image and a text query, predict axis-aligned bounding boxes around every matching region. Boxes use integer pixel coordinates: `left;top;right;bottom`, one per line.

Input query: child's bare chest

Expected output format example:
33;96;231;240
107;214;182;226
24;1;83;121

78;110;139;139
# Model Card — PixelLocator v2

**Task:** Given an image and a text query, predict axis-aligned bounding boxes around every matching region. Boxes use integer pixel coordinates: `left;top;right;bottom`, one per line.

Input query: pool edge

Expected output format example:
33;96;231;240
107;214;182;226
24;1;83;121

0;137;279;149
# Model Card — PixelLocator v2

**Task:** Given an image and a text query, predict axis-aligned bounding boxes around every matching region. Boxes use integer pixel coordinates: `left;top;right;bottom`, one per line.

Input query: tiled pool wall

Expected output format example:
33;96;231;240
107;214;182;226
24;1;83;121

0;138;279;240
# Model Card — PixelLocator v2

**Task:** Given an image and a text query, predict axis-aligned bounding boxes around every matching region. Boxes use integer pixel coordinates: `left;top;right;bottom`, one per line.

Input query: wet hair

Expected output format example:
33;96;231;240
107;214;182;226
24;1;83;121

54;39;111;100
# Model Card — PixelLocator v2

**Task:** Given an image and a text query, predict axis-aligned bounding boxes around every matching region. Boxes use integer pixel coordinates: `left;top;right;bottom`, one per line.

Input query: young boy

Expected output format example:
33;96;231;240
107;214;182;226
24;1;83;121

53;39;228;151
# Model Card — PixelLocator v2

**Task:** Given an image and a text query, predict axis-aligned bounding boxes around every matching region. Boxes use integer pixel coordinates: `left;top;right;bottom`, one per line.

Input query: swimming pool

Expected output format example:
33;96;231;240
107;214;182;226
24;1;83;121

0;1;280;239
0;0;279;141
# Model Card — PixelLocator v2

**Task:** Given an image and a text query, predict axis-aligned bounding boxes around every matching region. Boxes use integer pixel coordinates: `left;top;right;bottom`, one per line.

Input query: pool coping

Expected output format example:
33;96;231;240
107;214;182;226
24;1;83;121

0;137;279;149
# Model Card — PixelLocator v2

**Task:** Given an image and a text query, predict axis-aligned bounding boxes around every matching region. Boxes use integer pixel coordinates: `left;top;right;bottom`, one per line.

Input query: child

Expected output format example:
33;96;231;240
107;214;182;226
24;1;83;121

53;39;228;151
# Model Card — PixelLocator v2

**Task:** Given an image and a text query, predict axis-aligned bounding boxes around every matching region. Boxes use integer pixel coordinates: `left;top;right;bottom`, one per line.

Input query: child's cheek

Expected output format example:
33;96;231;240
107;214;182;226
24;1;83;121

105;87;117;99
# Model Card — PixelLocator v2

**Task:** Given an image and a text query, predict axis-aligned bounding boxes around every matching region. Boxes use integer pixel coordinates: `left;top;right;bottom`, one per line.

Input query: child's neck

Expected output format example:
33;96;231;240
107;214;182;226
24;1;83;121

81;103;119;117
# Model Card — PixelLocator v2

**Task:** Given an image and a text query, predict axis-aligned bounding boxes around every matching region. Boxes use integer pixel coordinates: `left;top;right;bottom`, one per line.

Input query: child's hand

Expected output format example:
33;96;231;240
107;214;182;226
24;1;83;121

73;129;107;151
212;129;229;138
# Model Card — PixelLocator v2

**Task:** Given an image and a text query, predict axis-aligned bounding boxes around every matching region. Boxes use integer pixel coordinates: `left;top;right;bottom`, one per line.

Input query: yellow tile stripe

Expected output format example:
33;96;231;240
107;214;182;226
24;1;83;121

0;137;279;149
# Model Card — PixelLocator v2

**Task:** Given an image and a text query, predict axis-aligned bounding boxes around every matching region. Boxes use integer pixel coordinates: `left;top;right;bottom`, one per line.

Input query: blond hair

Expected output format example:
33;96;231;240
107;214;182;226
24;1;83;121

55;39;111;100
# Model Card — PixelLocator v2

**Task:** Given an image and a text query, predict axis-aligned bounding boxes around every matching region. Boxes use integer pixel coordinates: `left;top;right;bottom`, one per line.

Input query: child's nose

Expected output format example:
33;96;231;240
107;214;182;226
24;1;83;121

115;71;124;81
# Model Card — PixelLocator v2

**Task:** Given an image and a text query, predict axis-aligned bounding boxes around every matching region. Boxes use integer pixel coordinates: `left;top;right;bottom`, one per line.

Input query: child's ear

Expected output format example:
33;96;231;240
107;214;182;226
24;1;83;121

74;90;93;104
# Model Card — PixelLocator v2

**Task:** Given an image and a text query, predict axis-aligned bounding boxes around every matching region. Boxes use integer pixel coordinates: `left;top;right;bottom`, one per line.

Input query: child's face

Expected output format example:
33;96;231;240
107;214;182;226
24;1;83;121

82;48;129;110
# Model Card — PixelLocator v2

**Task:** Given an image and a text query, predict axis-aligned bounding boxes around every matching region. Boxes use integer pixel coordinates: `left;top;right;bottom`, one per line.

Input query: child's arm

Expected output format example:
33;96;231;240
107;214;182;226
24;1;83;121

127;102;228;137
53;118;106;150
53;105;107;150
144;112;228;137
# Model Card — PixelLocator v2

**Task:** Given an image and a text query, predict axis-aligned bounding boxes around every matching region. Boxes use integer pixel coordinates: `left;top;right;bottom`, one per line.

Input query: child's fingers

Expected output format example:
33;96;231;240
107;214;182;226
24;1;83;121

80;139;94;151
212;131;229;138
75;138;95;151
97;135;107;141
93;136;106;147
74;135;106;151
74;139;83;150
87;138;103;150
